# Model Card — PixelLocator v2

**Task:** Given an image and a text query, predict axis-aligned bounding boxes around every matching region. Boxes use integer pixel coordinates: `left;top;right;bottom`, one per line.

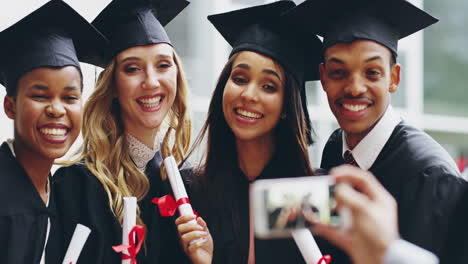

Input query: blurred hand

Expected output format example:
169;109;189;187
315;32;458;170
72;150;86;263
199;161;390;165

314;165;400;264
176;215;213;264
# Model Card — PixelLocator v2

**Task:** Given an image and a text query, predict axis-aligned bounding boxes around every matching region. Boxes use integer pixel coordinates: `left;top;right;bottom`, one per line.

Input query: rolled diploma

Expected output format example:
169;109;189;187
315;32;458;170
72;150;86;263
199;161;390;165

62;224;91;264
292;228;323;264
164;156;197;224
122;197;137;264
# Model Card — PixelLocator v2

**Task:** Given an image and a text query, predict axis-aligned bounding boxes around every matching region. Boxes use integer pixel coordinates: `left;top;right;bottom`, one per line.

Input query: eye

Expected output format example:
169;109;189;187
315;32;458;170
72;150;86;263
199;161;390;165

64;95;80;102
366;69;382;80
124;66;140;73
31;94;48;100
328;69;347;80
232;76;248;85
262;84;277;92
158;61;173;69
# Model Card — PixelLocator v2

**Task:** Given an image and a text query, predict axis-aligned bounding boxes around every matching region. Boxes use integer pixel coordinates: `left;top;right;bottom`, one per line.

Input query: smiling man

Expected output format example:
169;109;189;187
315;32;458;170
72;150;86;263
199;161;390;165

286;0;466;263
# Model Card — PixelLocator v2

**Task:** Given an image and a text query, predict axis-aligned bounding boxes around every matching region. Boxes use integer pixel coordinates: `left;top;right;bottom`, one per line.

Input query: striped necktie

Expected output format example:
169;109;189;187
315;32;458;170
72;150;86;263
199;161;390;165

344;150;359;167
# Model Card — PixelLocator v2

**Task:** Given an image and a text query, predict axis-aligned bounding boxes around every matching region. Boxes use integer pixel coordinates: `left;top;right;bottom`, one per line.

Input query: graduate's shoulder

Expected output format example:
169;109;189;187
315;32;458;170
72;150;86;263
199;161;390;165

53;162;102;187
390;121;459;175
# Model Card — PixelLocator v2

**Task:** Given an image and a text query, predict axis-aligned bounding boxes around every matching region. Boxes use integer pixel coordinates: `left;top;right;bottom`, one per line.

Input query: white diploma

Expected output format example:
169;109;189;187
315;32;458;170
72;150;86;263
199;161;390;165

62;224;91;264
122;196;137;264
292;228;324;264
164;156;197;224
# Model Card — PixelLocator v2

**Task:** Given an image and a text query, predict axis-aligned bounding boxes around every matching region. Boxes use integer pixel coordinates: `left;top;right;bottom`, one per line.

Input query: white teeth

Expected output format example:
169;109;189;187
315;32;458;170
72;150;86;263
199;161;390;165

139;96;162;107
236;109;263;119
343;104;367;112
40;128;67;137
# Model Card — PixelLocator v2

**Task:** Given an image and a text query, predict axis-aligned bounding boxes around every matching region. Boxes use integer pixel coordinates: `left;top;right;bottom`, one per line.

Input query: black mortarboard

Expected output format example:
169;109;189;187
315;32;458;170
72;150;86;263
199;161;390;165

0;0;107;95
90;0;190;67
208;0;323;145
286;0;438;56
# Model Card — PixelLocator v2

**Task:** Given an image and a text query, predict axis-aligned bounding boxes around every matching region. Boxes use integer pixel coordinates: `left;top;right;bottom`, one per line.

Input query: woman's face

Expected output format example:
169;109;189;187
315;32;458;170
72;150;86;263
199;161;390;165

4;66;83;160
115;43;177;135
222;51;285;144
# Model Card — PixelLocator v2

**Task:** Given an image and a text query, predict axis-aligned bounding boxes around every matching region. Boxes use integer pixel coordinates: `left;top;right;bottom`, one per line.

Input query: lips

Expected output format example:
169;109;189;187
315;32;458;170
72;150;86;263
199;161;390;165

38;123;70;144
336;97;373;118
233;107;264;125
136;94;163;112
235;108;264;119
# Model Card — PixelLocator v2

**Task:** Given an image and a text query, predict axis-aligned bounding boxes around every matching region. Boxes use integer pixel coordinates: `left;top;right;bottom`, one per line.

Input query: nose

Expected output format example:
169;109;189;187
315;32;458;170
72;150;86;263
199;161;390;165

46;99;66;118
142;69;161;89
344;74;367;96
240;83;258;103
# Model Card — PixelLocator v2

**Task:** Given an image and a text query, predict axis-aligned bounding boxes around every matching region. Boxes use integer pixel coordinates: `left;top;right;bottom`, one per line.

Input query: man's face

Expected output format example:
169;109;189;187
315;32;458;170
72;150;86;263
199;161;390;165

319;40;400;137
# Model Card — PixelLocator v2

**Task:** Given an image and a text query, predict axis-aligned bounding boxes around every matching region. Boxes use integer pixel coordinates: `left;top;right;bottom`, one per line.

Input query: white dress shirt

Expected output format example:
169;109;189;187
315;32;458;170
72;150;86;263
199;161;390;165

342;105;402;170
384;239;439;264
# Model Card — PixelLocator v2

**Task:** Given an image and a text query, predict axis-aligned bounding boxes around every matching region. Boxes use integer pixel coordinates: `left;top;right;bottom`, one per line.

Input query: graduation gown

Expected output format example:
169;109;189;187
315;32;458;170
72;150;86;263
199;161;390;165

53;151;188;264
0;142;62;264
185;153;306;264
319;121;466;263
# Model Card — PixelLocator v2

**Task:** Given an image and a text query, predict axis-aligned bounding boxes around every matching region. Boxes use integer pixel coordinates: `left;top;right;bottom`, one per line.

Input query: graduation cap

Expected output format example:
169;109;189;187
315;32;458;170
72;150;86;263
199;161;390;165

0;0;107;95
90;0;190;67
208;0;323;145
286;0;438;57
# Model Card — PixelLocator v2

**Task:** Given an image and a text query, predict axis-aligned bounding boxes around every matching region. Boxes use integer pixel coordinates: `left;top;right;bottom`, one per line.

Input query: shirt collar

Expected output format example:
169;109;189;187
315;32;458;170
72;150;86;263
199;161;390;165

6;138;16;157
342;105;401;170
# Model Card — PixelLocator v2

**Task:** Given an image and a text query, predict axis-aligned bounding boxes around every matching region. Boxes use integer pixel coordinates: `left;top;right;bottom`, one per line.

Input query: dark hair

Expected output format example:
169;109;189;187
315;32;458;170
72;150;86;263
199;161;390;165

6;65;84;97
185;51;314;253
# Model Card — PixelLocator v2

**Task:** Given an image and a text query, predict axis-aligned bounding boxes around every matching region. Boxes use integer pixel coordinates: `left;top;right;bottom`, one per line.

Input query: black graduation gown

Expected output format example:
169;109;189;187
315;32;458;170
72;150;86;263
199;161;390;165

186;154;306;264
0;142;62;264
53;151;188;264
319;121;467;263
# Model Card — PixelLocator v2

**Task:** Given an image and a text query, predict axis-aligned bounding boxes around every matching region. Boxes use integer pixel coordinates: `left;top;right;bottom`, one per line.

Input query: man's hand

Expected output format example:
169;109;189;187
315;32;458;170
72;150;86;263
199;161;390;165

314;165;400;264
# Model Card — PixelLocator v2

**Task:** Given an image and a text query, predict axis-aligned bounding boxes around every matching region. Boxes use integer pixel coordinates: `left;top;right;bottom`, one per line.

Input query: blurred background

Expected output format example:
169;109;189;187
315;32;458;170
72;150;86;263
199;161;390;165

0;0;467;176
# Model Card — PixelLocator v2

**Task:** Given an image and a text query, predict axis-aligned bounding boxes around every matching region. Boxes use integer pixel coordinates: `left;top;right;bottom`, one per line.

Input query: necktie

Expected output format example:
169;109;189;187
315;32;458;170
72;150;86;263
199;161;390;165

344;150;359;167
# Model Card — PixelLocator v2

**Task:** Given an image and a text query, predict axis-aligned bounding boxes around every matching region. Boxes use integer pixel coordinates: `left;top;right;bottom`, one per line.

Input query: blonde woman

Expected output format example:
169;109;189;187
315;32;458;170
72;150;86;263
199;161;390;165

53;0;193;263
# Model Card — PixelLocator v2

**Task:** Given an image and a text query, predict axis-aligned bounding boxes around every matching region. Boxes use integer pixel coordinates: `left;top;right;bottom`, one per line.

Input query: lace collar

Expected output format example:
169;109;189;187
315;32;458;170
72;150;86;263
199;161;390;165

126;133;161;171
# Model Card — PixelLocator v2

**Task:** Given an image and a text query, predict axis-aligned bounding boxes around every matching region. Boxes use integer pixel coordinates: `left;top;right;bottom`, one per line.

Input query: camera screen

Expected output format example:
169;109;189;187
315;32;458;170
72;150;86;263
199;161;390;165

263;180;340;231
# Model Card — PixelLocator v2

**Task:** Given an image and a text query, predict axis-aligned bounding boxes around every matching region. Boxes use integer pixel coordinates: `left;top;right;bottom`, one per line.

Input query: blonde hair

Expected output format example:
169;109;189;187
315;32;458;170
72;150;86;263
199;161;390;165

70;50;191;225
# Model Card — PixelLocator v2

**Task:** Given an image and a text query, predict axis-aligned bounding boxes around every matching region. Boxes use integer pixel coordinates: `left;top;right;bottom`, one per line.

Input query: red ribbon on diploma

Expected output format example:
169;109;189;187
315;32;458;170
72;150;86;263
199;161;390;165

112;225;146;264
151;195;198;217
317;255;332;264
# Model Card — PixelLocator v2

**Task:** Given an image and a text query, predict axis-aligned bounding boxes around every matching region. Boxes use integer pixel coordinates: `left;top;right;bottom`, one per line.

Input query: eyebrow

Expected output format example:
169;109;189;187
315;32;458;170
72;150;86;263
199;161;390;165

364;56;383;63
64;86;79;91
119;56;141;64
31;84;78;92
119;54;173;64
31;84;48;91
233;63;282;81
326;57;345;65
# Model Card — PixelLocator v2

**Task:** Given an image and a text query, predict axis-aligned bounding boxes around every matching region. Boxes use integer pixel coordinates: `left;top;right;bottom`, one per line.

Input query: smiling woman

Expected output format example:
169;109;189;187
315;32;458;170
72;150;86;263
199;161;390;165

0;0;105;263
175;1;324;263
52;0;195;263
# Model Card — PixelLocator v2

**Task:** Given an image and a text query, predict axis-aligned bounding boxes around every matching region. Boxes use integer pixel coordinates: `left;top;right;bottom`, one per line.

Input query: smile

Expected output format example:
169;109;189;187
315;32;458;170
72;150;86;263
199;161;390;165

137;94;163;110
235;108;264;119
39;128;68;137
342;104;368;112
37;124;70;144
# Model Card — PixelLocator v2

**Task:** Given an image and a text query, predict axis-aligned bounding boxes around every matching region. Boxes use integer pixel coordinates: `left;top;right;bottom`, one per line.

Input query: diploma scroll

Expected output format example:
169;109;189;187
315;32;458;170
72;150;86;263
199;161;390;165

62;224;91;264
163;156;197;224
292;228;331;264
122;197;137;264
